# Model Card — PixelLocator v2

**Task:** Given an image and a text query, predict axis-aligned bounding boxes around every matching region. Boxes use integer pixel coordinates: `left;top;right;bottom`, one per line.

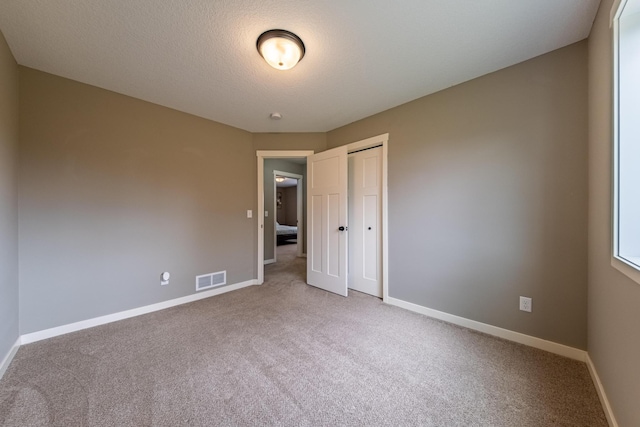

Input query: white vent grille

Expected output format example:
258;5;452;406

195;270;226;291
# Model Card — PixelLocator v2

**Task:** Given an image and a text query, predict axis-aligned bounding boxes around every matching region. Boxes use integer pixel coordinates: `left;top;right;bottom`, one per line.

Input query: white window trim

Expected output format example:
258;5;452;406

611;0;626;27
611;0;640;285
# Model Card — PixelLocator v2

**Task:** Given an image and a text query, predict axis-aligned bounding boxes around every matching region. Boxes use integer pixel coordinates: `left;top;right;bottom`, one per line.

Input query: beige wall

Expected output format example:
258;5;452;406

19;67;256;334
275;185;297;226
0;30;19;362
253;133;326;153
283;186;297;226
328;42;589;349
588;1;640;425
276;187;287;225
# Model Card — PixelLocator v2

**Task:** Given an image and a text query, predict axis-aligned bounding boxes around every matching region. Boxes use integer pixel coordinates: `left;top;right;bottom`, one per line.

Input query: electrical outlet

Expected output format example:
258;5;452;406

161;272;170;286
519;296;532;312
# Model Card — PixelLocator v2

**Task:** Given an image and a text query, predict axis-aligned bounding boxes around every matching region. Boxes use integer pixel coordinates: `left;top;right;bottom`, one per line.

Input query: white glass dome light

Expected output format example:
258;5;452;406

257;30;305;70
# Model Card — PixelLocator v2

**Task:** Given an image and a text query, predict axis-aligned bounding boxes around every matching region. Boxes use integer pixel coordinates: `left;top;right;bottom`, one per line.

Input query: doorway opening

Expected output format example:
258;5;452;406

273;170;303;261
256;151;314;285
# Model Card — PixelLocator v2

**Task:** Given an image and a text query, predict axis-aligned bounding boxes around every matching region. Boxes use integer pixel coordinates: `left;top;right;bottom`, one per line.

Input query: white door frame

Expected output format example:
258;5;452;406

257;150;314;284
345;133;389;302
273;170;304;259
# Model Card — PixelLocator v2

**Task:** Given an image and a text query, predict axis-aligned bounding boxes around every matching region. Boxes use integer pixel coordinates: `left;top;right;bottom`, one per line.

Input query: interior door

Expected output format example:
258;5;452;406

307;146;348;296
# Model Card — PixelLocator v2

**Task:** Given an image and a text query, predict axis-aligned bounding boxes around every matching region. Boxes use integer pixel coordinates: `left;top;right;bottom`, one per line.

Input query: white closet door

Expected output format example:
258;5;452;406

348;146;382;297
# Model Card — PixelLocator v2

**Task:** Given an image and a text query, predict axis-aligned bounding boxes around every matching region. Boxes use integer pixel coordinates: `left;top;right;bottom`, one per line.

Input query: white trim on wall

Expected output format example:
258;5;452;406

21;279;257;345
611;0;627;27
386;296;586;361
0;338;21;380
296;177;304;258
587;354;620;427
382;139;389;302
264;259;276;265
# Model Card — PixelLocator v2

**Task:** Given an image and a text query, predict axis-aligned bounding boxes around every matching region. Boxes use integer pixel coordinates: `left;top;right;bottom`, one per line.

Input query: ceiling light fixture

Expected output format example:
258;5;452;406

275;176;286;183
257;29;305;70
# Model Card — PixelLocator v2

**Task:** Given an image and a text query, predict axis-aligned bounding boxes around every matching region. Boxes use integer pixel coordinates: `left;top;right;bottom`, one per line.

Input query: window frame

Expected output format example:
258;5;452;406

611;0;640;284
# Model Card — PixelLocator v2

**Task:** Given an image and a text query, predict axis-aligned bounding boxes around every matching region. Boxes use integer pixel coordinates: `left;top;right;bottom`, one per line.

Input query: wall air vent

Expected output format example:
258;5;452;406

195;270;226;292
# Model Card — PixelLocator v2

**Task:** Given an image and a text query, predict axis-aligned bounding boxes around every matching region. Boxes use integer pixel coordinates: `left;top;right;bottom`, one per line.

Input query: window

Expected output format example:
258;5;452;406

614;0;640;273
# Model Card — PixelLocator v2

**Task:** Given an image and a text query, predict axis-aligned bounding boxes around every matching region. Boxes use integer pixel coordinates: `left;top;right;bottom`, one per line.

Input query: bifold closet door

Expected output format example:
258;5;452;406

348;146;382;297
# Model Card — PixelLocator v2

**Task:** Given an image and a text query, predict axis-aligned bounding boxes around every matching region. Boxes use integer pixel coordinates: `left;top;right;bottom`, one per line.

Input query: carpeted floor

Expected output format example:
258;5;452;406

0;245;607;426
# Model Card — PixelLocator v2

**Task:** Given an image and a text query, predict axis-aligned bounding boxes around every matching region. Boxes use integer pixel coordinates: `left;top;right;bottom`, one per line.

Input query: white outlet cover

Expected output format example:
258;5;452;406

161;271;170;285
519;296;532;312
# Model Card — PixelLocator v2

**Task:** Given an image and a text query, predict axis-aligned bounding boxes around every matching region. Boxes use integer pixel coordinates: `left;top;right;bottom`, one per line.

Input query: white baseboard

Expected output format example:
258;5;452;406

21;279;257;345
586;354;619;427
264;259;276;265
0;338;21;380
386;297;587;361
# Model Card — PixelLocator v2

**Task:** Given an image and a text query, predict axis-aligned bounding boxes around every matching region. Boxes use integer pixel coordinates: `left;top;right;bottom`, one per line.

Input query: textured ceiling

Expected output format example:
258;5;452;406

0;0;600;132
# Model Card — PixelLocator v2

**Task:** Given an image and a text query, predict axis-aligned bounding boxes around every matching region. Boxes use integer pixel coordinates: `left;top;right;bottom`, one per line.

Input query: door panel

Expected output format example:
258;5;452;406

311;194;323;273
363;156;379;187
348;147;382;297
328;193;341;277
363;194;378;281
307;146;348;296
